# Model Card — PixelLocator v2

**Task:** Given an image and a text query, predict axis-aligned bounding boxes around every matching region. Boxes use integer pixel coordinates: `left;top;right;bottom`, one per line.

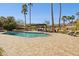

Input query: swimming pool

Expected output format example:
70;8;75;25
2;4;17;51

3;31;48;38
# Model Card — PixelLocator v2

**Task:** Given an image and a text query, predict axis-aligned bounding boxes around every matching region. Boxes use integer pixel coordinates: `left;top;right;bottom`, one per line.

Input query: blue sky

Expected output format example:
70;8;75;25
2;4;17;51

0;3;79;25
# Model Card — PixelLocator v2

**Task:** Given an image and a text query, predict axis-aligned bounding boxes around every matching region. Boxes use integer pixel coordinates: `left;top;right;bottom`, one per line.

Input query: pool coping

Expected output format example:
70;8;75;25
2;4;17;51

0;31;52;38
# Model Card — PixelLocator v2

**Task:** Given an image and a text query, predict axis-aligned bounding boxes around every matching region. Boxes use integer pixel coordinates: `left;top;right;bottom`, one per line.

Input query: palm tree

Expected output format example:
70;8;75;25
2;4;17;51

28;3;33;25
51;3;55;32
22;4;28;30
59;3;61;30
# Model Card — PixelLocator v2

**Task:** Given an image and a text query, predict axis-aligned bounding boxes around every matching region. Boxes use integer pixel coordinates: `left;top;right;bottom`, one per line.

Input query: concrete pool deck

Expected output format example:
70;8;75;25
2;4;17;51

0;33;79;56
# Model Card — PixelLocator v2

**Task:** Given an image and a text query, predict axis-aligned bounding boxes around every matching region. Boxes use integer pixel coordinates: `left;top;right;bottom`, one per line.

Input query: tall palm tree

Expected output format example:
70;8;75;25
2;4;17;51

59;3;61;30
22;4;28;30
28;3;33;25
51;3;55;32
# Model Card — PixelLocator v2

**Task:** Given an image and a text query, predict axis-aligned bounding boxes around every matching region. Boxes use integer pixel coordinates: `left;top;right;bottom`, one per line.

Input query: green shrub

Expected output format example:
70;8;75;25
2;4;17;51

71;20;79;32
71;26;77;32
75;20;79;30
0;48;4;56
3;17;17;31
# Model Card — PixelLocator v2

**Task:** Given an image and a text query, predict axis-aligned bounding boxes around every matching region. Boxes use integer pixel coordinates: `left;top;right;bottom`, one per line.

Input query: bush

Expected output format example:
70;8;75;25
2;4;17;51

58;30;67;34
3;22;17;31
75;20;79;30
71;26;77;32
0;48;4;56
71;20;79;32
3;17;17;31
0;16;6;27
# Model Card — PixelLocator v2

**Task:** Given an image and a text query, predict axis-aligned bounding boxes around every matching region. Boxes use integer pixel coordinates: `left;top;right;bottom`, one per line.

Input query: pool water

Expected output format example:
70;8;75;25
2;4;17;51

3;31;48;38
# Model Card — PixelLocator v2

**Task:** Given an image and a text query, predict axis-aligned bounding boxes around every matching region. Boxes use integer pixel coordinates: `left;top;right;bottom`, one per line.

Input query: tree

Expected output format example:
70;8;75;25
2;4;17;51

62;16;67;26
28;3;33;25
45;20;50;31
45;21;50;25
76;12;79;20
16;19;24;25
67;16;71;23
59;3;61;30
71;15;75;23
62;16;68;32
22;4;28;30
0;16;6;27
51;3;55;32
0;20;2;27
3;16;17;31
67;15;75;24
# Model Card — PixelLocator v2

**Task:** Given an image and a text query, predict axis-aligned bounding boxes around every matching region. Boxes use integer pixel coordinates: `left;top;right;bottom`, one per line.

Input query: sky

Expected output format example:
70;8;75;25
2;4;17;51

0;3;79;25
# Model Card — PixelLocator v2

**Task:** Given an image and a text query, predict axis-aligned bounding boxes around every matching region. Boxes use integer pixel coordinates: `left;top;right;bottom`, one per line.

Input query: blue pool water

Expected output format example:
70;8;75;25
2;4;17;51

3;31;48;38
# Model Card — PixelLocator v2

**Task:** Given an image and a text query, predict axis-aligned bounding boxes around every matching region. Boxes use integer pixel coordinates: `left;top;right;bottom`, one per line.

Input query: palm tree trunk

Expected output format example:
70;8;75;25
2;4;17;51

24;14;26;30
29;4;31;25
51;3;55;32
59;3;61;30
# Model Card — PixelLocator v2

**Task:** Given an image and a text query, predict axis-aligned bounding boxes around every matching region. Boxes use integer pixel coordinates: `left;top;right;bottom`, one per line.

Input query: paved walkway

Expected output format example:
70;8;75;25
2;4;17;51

0;33;79;56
